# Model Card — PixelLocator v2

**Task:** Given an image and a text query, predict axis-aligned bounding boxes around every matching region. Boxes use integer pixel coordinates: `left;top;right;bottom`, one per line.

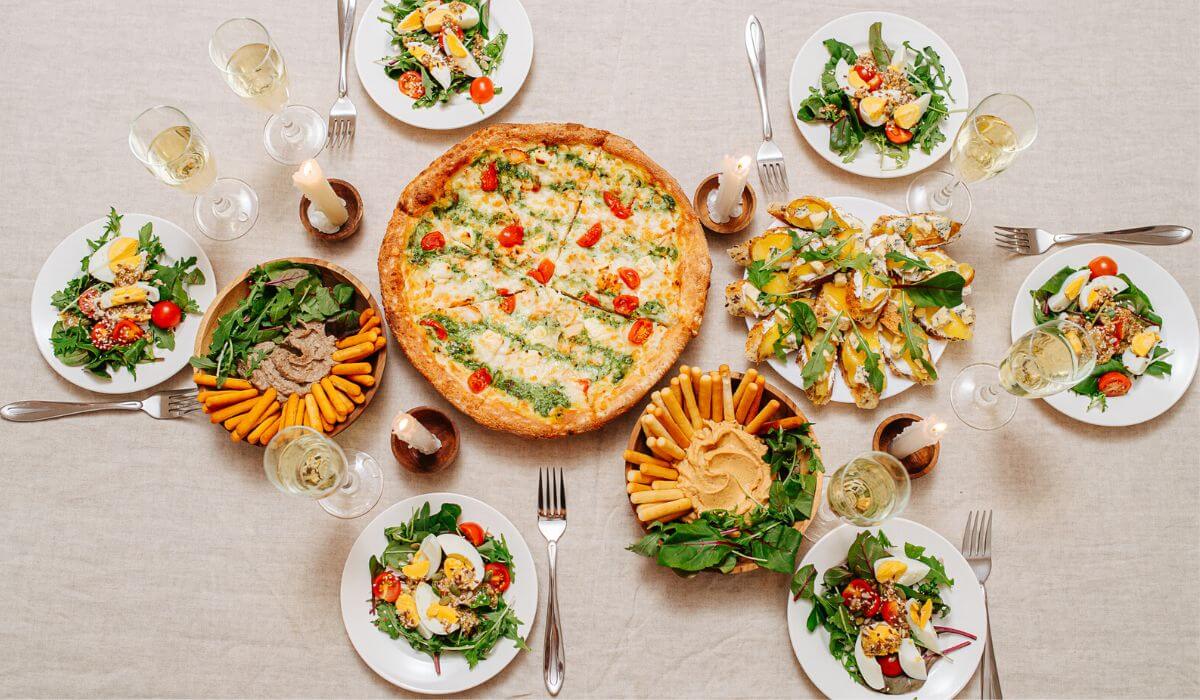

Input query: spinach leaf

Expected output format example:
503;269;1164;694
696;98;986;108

1114;274;1163;326
903;271;965;309
868;22;892;67
791;563;818;599
846;530;890;578
903;542;954;587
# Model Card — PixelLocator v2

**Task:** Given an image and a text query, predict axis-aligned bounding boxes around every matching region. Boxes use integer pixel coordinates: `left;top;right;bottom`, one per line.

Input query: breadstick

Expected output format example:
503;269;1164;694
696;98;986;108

746;376;766;420
650;390;669;417
640;413;670;442
649;436;686;461
332;362;372;376
322;415;334;433
336;329;379;349
639;462;680;481
735;376;764;424
645;437;676;462
193;372;253;390
358;307;375;326
626;469;653;485
247;402;281;444
757;415;808;434
697;373;712;420
630;488;686;505
651;480;679;490
205;388;259;409
257;415;283;446
329;375;363;397
745;399;781;434
210;396;259;424
373;335;386;351
310;383;339;425
332;342;376;363
678;371;702;429
624;450;671;470
650;407;689;449
361;313;382;333
223;415;242;431
709;371;723;422
667;376;682;405
348;374;375;387
731;368;758;410
626;482;651;494
721;370;735;420
282;394;300;428
234;388;278;439
303;394;323;432
661;384;694;439
321;378;355;415
653;508;690;525
637;497;693;523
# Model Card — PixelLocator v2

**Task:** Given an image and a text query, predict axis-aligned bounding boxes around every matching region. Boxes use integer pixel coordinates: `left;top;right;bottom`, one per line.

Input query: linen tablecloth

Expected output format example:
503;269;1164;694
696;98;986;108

1;1;1197;697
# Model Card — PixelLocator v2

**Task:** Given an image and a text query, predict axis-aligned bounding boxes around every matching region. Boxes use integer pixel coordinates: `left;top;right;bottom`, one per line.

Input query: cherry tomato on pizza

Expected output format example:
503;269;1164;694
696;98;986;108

419;319;448;340
576;222;602;247
628;318;653;345
603;190;632;219
468;367;492;393
481;161;498;192
612;294;639;317
420;231;446;250
498;224;524;247
617;267;641;289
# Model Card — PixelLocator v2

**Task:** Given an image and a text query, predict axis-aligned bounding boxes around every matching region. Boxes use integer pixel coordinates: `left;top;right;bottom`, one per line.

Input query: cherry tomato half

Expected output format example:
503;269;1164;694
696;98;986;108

480;161;498;192
420;231;446;250
458;522;486;547
877;654;903;677
77;287;103;320
497;224;525;247
885;122;913;144
612;294;640;317
603;190;632;219
617;267;641;290
528;259;555;284
372;571;401;603
397;70;426;99
1088;255;1118;279
628;318;653;345
484;562;511;592
112;318;144;345
854;64;877;82
499;294;516;314
576;222;602;248
470;76;495;105
1098;370;1132;397
150;300;182;330
419;319;448;340
841;578;882;617
880;600;902;627
581;292;600;307
89;320;116;351
468;367;492;393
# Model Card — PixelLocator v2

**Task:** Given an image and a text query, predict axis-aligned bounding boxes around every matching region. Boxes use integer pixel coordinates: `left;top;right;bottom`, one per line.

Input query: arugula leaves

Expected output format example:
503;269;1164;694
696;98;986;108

897;297;937;379
850;322;885;394
885;250;932;273
800;314;842;390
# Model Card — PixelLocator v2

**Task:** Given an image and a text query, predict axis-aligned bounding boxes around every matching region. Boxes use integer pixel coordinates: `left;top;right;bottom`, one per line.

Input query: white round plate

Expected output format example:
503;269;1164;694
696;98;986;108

787;518;986;700
30;213;217;395
354;0;533;131
339;492;537;695
746;196;947;405
1011;243;1199;427
788;12;968;179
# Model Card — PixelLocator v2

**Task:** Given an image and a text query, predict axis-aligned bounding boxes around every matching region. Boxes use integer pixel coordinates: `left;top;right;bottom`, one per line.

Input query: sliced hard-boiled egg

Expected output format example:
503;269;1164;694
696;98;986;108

395;6;428;32
906;598;941;653
422;6;455;33
87;236;145;284
445;1;480;29
855;629;886;690
858;95;889;128
442;31;482;78
402;533;443;580
1078;275;1129;312
893;93;931;130
898;638;927;680
1047;269;1092;313
405;42;452;89
1122;326;1162;375
435;533;485;587
395;592;433;638
99;283;159;309
873;555;931;586
414;581;459;635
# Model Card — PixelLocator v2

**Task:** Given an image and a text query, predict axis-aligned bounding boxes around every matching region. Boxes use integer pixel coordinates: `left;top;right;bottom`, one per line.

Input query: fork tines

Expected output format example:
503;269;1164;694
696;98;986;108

758;161;788;197
538;468;566;518
326;116;355;149
961;509;993;556
993;226;1031;254
168;388;201;416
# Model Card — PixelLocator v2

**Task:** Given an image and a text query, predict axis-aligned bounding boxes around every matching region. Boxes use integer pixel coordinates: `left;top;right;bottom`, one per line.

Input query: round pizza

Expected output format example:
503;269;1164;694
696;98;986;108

379;123;710;438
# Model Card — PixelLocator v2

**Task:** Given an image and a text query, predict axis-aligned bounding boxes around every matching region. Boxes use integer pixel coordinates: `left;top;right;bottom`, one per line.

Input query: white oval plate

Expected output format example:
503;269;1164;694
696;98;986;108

1010;243;1199;427
787;518;986;700
340;492;537;695
746;196;947;405
788;12;968;179
30;213;216;395
354;0;534;131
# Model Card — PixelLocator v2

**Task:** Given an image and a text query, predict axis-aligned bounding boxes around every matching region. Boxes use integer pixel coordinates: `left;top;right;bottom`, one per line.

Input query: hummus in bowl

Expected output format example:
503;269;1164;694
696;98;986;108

677;422;771;516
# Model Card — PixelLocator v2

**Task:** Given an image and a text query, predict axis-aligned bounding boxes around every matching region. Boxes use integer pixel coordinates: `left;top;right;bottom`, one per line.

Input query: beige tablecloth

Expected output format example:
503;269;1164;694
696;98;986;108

1;1;1198;697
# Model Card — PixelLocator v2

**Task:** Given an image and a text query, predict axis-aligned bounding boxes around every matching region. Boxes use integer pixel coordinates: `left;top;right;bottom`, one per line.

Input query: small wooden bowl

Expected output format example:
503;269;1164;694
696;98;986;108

193;257;386;444
693;173;756;235
391;406;460;473
299;179;363;242
625;369;824;574
872;413;940;479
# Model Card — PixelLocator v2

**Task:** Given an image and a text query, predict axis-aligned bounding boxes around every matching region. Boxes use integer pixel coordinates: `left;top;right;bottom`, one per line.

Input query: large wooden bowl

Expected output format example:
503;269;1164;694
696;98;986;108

624;369;824;574
193;257;386;442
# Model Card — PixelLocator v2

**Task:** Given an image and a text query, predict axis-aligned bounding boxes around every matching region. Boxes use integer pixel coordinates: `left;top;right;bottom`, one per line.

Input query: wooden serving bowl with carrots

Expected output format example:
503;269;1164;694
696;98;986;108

623;365;823;574
191;257;386;445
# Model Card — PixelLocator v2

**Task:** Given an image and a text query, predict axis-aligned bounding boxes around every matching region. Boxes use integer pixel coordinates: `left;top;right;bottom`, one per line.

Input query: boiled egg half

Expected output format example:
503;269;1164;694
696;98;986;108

854;628;886;690
442;31;482;78
892;93;931;130
401;533;443;580
898;638;927;680
99;283;159;309
435;532;485;587
858;95;889;128
905;598;941;653
873;553;931;586
1046;269;1091;312
414;581;459;635
406;42;452;88
1122;326;1162;375
1078;275;1128;312
87;237;145;284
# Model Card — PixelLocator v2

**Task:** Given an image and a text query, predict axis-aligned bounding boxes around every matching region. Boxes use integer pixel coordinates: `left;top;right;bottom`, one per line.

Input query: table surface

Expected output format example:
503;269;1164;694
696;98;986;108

2;1;1197;697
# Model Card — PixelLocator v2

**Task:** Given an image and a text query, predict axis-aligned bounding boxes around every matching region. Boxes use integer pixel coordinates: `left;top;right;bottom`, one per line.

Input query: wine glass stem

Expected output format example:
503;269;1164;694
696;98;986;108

934;176;962;206
976;382;1003;406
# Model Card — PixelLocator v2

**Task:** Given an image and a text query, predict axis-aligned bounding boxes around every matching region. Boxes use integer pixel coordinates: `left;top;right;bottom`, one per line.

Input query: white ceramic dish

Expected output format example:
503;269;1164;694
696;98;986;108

787;518;986;700
30;213;216;395
354;0;533;131
745;195;948;405
339;492;536;694
1011;243;1199;427
788;11;968;179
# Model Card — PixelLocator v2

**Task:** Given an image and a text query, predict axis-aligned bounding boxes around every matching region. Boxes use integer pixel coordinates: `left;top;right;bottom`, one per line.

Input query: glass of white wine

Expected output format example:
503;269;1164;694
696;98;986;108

263;425;383;519
804;451;911;542
906;93;1038;223
129;105;259;241
209;18;326;165
951;318;1097;431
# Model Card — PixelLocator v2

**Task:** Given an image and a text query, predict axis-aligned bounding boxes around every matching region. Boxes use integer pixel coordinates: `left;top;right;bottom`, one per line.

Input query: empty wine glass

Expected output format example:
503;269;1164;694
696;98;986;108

209;18;326;165
264;425;383;518
906;93;1038;223
128;105;259;241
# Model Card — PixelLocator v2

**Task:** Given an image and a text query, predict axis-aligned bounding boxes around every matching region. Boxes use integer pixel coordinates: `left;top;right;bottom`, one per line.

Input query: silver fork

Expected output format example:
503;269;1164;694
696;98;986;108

962;510;1001;699
745;15;788;198
993;224;1191;255
537;468;567;696
326;0;358;149
0;387;200;422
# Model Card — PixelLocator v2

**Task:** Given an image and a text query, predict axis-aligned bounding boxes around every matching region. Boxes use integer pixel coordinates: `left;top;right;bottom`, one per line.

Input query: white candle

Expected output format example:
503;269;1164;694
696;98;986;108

708;155;751;223
889;414;947;459
292;159;348;228
392;411;442;455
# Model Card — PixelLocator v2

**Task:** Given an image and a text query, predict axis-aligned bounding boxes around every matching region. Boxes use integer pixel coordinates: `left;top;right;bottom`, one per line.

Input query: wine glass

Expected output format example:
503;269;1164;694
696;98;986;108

905;93;1038;223
128;105;259;241
951;318;1097;431
208;18;326;165
803;451;911;542
263;425;383;518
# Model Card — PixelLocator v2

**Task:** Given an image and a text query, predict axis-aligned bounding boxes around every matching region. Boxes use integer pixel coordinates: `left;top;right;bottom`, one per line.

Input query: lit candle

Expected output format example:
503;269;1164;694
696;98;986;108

707;155;751;223
889;414;947;459
291;159;348;228
392;411;442;455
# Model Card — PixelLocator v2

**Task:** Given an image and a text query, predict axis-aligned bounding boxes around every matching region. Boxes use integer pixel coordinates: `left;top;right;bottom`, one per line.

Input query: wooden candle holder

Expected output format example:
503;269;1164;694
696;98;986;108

693;173;756;235
872;413;940;479
391;406;459;473
299;178;362;242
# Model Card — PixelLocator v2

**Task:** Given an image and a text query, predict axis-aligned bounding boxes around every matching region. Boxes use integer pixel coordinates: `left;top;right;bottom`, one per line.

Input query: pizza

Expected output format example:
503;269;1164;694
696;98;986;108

379;123;710;437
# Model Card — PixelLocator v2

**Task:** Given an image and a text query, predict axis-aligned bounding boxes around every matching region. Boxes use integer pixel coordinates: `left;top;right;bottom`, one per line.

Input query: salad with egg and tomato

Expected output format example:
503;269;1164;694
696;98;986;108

48;208;204;379
792;530;974;695
368;501;527;672
379;0;508;109
1031;254;1172;411
796;21;954;169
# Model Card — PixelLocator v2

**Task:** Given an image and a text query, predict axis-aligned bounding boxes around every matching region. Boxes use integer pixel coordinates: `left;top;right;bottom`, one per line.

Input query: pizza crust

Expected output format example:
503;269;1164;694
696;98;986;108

379;123;710;438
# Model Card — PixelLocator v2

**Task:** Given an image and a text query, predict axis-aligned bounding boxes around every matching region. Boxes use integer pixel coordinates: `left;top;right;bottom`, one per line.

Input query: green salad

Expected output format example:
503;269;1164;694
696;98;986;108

796;21;954;169
368;502;527;672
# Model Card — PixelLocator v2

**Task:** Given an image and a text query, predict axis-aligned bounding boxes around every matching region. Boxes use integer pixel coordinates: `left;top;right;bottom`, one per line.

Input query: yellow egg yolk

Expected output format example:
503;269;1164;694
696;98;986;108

443;556;468;579
1064;275;1087;300
396;593;419;620
909;599;933;629
107;238;140;273
427;602;459;625
107;286;149;305
1130;331;1160;357
402;553;430;579
876;560;908;582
